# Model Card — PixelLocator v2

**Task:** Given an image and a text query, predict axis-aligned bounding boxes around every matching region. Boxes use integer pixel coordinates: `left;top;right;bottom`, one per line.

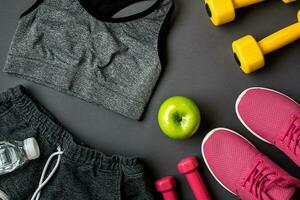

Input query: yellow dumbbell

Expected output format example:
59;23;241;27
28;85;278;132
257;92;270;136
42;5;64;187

205;0;296;26
232;11;300;74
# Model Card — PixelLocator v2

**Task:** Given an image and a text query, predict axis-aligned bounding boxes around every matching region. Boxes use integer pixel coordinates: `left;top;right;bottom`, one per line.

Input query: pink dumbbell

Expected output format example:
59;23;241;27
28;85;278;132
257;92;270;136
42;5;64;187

155;176;178;200
178;157;211;200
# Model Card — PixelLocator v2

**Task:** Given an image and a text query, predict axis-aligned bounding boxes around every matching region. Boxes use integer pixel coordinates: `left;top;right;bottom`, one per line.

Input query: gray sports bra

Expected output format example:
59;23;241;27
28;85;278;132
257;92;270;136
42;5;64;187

4;0;174;120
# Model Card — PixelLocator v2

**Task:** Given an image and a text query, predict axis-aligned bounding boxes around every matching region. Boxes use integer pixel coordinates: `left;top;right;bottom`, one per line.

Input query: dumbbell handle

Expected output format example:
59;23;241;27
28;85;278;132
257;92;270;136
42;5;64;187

233;0;263;9
184;171;211;200
258;22;300;54
161;191;178;200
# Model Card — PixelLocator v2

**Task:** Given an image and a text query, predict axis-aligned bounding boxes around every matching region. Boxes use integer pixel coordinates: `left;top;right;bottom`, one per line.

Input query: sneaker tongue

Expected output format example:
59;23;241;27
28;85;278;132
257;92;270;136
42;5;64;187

266;182;296;200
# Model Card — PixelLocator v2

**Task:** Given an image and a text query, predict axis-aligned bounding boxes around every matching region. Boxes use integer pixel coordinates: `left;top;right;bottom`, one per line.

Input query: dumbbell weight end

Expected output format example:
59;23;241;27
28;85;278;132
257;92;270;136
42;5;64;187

178;157;211;200
232;11;300;74
205;0;264;26
156;176;178;200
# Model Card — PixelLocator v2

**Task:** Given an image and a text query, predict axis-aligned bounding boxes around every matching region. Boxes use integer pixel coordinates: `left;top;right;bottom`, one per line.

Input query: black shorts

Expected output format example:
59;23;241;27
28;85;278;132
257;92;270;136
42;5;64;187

0;86;153;200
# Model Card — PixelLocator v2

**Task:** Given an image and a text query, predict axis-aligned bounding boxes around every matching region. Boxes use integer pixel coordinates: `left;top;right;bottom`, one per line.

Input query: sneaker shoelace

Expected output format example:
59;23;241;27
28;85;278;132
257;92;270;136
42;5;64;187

242;161;284;200
280;117;300;156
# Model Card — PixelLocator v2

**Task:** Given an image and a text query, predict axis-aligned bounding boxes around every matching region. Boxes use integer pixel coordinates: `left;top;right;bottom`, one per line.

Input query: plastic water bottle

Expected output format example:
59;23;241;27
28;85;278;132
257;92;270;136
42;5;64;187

0;137;40;175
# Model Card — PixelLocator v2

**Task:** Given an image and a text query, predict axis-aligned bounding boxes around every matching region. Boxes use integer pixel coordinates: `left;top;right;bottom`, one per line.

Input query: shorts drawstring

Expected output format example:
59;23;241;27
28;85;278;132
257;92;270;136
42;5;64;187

31;147;63;200
0;190;9;200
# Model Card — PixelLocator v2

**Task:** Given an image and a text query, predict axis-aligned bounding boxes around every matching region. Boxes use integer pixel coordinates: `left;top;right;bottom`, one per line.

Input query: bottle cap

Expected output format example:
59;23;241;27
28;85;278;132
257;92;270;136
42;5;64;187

24;137;40;160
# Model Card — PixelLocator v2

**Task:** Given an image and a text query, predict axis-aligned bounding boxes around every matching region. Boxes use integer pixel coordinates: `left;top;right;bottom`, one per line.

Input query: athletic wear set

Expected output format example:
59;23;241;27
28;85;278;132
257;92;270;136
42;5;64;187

2;0;299;199
1;0;174;199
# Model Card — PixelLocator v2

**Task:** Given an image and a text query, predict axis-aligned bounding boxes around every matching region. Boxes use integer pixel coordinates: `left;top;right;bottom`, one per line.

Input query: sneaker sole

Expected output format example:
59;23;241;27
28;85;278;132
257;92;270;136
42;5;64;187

235;87;299;144
201;128;256;196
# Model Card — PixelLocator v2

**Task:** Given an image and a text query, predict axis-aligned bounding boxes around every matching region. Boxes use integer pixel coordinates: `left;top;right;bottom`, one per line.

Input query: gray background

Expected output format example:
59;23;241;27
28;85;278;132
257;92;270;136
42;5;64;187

1;0;300;199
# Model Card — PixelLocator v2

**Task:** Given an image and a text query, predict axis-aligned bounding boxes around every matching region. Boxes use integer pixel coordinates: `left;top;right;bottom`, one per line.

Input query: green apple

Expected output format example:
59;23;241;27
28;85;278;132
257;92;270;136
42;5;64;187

158;96;201;140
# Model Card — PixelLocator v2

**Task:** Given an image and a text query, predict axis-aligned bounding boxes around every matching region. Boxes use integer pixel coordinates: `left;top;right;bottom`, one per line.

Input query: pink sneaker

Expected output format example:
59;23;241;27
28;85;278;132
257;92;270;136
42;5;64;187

202;128;300;200
236;87;300;167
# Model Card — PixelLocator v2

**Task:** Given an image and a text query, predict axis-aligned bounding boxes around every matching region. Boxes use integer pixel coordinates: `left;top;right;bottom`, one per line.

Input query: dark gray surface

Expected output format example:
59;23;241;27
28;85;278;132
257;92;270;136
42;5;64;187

0;0;300;199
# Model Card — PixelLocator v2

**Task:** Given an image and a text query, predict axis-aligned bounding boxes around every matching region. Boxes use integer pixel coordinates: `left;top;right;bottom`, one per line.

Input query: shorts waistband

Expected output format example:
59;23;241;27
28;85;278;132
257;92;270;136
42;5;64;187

0;85;139;171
